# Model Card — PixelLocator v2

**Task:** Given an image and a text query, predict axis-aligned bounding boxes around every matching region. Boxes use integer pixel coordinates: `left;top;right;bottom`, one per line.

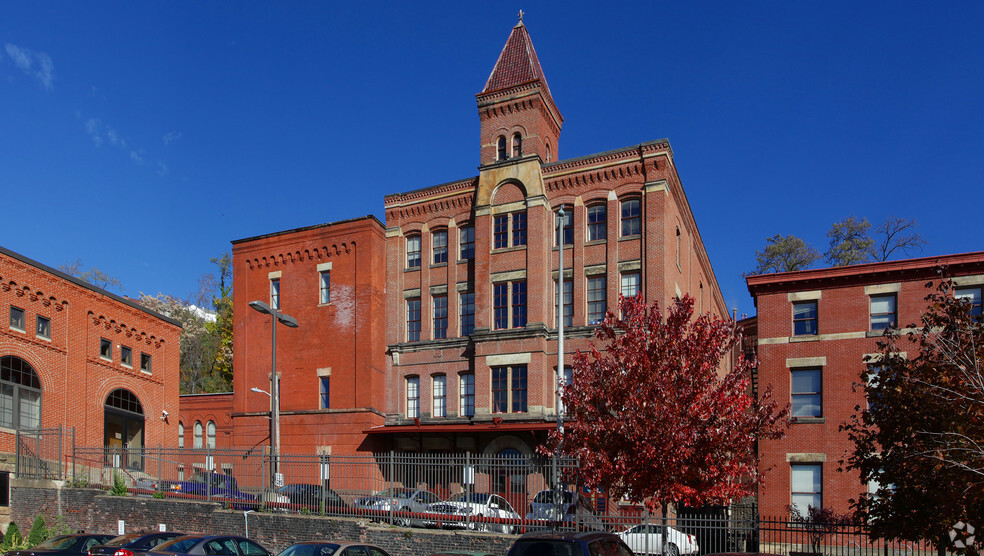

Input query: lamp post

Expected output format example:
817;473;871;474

248;300;298;490
554;207;566;527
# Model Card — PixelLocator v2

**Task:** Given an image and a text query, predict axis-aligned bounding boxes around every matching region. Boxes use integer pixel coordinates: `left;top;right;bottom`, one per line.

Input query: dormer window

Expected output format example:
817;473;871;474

512;133;522;158
497;136;507;161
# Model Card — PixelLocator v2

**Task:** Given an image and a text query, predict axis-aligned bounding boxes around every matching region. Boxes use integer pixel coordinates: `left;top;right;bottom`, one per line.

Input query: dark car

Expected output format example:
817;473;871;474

506;531;634;556
7;535;116;556
276;484;349;512
88;533;186;556
278;542;390;556
149;536;270;556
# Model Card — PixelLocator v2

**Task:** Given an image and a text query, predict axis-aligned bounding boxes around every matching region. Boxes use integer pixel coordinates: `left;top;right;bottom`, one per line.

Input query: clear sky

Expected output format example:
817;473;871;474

2;1;982;317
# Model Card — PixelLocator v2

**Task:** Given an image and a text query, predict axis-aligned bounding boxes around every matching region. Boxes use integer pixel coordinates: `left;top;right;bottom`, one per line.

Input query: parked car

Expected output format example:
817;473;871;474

149;535;270;556
278;542;390;556
6;534;116;556
525;490;605;531
428;552;498;556
618;524;699;556
426;492;520;533
506;531;633;556
144;472;255;505
89;533;186;556
352;487;441;526
276;484;349;512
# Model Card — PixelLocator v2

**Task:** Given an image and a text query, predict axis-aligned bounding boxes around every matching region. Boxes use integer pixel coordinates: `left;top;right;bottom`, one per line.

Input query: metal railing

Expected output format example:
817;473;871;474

16;427;73;480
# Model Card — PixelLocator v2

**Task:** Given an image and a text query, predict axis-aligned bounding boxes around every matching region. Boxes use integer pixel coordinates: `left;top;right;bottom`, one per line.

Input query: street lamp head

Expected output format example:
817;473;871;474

278;314;299;328
250;387;271;396
249;300;272;315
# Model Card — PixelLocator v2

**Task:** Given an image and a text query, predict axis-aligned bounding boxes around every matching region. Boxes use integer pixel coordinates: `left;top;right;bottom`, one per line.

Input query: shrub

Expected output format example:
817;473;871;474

110;472;128;496
3;522;22;549
27;515;47;547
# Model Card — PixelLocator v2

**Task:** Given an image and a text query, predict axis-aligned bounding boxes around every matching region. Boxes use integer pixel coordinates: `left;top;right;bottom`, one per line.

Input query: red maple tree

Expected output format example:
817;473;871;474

548;294;788;512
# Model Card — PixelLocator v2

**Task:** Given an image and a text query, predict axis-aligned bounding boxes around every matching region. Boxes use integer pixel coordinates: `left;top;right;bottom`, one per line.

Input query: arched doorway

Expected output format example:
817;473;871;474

0;356;42;431
104;389;144;470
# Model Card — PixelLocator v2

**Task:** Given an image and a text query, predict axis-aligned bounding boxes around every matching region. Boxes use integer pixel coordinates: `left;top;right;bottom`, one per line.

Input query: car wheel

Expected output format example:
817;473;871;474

665;543;680;556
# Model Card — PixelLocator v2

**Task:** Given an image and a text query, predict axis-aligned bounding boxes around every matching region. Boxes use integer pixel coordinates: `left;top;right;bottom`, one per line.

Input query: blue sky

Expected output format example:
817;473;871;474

2;2;982;317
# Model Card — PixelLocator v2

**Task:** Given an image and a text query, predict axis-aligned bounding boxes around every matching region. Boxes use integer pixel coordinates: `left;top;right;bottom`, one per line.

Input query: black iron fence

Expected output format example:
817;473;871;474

16;427;73;480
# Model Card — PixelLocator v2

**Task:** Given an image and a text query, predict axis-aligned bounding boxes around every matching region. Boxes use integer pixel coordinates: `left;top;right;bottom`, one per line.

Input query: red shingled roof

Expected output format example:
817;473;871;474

482;22;553;97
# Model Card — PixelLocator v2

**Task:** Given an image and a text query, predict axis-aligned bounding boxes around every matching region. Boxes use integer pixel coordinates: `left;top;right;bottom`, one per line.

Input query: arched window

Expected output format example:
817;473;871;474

546;141;552;162
512;133;522;158
0;356;42;431
104;389;145;470
206;420;216;449
194;420;203;448
178;422;185;448
497;136;507;161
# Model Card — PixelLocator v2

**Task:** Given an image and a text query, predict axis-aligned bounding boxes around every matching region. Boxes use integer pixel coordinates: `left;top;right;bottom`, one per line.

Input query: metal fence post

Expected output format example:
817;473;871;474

389;450;395;526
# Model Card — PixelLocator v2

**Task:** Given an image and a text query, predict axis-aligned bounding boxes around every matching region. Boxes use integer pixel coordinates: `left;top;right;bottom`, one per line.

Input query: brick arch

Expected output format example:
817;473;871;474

611;182;645;198
491;180;527;205
0;348;50;394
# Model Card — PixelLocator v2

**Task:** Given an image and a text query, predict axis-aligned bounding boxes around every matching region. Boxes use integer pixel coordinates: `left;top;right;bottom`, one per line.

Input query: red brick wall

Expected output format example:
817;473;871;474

0;247;181;456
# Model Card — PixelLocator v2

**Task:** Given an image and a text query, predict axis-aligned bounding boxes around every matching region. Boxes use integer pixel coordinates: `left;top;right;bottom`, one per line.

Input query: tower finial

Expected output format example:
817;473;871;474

517;9;524;25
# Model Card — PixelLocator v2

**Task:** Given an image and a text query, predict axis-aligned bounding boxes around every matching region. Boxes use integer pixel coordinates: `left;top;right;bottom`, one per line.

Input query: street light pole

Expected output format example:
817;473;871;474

554;207;566;527
248;300;298;491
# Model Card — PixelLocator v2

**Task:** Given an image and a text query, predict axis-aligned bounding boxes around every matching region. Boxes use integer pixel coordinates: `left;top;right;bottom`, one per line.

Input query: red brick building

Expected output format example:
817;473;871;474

746;251;984;517
227;216;388;456
375;19;727;457
0;245;181;472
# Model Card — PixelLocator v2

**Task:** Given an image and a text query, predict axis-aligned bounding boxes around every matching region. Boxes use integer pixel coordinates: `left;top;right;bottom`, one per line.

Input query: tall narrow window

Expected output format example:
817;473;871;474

140;353;152;373
791;367;822;417
432;375;446;418
492;367;509;413
320;377;330;409
621;273;641;299
193;421;203;449
555;280;573;327
870;294;897;330
407;299;421;342
494;283;509;330
621;198;641;237
587;276;607;324
270;278;281;309
178;422;185;448
512;212;527;246
675;227;682;267
556;207;573;246
790;464;822;514
494;215;509;249
955;286;982;317
406;376;420;418
511;365;528;413
433;230;448;264
460;292;475;336
492;366;527;413
512;133;522;158
9;307;25;331
460;226;475;260
100;338;112;360
320;270;331;304
35;316;50;339
793;301;818;336
512;281;527;328
460;373;475;417
433;296;448;339
406;236;421;268
546;141;551;163
206;420;216;449
121;346;133;367
497;135;507;161
587;205;607;241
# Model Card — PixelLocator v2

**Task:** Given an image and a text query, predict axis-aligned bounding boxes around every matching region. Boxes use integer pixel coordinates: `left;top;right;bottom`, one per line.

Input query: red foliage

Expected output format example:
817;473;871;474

547;294;788;511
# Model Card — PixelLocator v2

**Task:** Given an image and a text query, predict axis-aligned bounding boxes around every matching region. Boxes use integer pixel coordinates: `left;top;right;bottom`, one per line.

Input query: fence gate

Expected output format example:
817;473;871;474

16;427;73;480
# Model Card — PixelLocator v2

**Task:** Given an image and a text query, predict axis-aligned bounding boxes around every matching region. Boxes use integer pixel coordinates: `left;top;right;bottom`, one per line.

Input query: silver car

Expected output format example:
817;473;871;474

427;492;520;533
352;487;441;526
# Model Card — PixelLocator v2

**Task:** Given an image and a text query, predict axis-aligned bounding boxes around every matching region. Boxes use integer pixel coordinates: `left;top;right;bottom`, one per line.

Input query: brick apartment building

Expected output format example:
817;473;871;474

746;251;984;517
223;216;388;456
375;18;727;457
0;246;181;475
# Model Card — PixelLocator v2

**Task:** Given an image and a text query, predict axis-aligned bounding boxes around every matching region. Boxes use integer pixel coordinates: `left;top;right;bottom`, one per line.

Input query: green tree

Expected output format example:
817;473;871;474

139;292;223;393
27;515;47;547
209;253;234;387
841;278;984;556
3;522;21;550
750;234;820;274
825;216;874;266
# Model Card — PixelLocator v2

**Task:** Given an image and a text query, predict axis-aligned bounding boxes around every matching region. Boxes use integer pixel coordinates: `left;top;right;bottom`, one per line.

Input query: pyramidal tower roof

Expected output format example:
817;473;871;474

481;13;554;98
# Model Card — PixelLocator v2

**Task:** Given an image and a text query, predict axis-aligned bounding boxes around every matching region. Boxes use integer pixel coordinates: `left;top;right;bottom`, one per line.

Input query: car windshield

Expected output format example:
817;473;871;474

279;544;340;556
374;488;413;499
509;540;579;556
532;491;575;504
156;538;202;553
185;473;210;484
34;537;79;550
447;493;489;504
104;535;142;547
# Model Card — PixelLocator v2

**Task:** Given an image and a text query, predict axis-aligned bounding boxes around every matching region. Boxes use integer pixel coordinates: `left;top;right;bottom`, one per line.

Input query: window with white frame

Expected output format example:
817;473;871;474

320;270;331;304
270;278;281;309
406;235;422;268
194;421;203;448
407;298;421;342
791;367;822;418
793;301;818;336
587;276;607;324
492;365;528;413
460;226;475;260
406;376;420;418
790;464;822;514
587;204;607;241
956;286;982;317
433;295;448;339
178;422;185;448
621;272;641;299
621;198;641;237
432;375;446;418
460;292;475;336
0;356;42;431
460;373;475;417
870;294;897;330
206;420;216;449
493;281;527;329
433;230;448;264
555;280;573;327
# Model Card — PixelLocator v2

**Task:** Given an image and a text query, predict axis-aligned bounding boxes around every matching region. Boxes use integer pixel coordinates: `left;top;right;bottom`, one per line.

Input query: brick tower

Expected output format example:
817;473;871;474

477;13;563;166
